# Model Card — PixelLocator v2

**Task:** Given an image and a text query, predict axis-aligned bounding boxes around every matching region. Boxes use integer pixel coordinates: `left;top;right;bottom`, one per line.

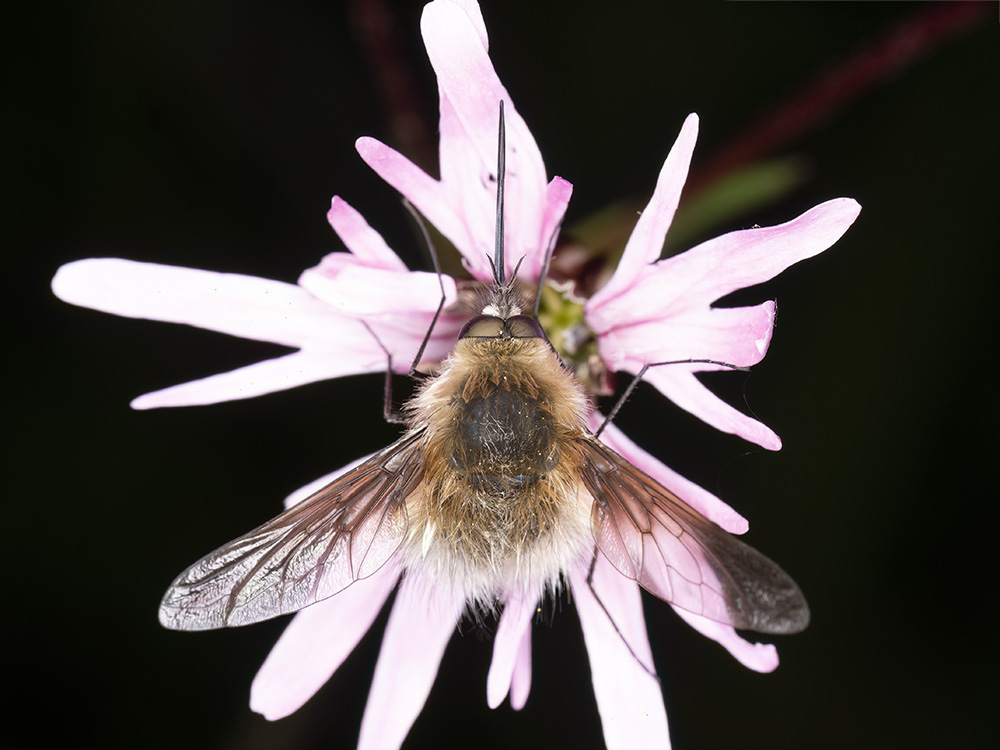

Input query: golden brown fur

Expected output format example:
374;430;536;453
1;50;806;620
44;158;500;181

403;337;593;604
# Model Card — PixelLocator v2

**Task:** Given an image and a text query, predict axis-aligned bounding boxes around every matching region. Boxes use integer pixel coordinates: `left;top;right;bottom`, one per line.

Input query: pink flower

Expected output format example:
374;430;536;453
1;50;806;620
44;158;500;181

52;197;463;409
52;1;860;748
356;0;573;287
583;114;860;452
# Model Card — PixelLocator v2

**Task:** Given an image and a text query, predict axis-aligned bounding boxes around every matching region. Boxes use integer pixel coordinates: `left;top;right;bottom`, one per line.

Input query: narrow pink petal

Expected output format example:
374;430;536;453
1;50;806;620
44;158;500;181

641;367;783;450
54;258;454;408
249;559;401;720
443;0;489;49
672;607;779;673
368;315;467;373
653;197;861;306
487;589;536;709
595;302;775;370
357;3;559;286
523;176;575;282
300;265;454;316
355;137;478;276
357;576;464;750
571;558;670;750
130;347;383;409
422;1;550;281
593;419;748;534
52;259;346;350
299;263;464;370
421;1;521;181
508;622;532;710
435;103;497;282
588;114;699;308
325;196;408;271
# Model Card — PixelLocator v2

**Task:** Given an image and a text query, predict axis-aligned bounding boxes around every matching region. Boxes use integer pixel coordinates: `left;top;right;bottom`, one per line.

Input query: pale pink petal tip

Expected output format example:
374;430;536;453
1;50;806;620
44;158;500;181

508;629;532;710
448;0;489;48
357;578;464;750
588;113;699;305
250;560;400;720
641;368;783;451
572;560;670;750
128;349;365;410
486;592;536;709
324;196;407;271
673;608;780;673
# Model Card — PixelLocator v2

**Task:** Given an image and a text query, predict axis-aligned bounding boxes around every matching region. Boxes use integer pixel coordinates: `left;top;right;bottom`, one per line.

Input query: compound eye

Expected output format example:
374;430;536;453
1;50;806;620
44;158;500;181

507;315;546;339
459;315;504;339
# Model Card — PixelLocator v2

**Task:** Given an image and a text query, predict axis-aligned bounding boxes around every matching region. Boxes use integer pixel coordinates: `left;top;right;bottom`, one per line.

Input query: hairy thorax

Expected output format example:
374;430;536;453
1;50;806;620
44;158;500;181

403;337;593;603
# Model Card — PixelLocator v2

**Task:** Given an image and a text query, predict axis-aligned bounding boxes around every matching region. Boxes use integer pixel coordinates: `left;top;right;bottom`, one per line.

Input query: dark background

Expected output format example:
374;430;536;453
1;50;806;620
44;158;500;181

8;1;997;748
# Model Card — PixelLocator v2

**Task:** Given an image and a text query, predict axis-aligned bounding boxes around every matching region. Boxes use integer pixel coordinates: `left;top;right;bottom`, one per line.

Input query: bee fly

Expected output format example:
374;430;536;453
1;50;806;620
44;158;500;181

159;103;809;641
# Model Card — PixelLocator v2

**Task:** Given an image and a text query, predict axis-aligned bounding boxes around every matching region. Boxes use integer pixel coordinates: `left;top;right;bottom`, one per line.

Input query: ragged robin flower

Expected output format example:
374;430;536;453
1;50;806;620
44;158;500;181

52;1;859;748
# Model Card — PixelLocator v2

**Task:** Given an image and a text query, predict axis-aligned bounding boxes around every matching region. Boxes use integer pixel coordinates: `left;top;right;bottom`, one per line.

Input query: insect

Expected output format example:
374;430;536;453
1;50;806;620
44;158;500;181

159;103;809;640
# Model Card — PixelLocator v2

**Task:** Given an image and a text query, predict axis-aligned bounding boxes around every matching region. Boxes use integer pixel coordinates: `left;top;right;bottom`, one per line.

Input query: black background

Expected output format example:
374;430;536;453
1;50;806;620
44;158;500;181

8;1;997;748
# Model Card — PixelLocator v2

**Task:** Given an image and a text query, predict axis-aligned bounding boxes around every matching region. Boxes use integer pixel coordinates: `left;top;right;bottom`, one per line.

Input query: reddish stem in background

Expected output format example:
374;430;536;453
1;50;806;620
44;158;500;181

346;0;437;173
688;1;991;193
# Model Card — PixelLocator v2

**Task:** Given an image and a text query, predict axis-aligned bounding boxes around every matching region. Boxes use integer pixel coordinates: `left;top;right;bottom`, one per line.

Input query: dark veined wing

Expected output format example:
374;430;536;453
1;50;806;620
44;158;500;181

159;429;425;631
574;437;809;634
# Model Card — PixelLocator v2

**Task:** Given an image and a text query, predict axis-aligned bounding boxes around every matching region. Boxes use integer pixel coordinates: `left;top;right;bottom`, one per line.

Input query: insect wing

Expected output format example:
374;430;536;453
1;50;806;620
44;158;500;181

575;438;809;634
159;430;425;631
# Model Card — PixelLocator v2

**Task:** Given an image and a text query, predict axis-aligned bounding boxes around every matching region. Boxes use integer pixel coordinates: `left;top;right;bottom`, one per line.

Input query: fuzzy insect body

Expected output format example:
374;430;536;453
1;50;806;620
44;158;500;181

404;332;593;605
158;102;808;639
158;308;809;635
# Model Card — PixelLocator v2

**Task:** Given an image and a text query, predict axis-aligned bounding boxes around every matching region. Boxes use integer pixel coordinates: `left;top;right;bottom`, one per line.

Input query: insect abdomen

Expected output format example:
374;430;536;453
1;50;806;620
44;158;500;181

403;338;592;598
451;386;558;495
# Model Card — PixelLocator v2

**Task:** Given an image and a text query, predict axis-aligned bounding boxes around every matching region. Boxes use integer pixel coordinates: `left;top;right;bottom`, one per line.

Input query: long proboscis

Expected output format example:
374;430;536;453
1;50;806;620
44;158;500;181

493;101;506;290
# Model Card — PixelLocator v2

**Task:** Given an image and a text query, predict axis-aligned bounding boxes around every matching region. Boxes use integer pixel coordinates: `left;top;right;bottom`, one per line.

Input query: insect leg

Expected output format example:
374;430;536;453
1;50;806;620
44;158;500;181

361;322;408;425
532;219;563;320
401;198;446;378
584;548;659;681
594;359;750;438
359;198;450;424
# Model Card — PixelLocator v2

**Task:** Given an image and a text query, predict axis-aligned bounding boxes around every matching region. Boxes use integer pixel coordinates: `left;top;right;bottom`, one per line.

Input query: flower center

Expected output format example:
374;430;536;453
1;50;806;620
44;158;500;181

536;283;612;399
